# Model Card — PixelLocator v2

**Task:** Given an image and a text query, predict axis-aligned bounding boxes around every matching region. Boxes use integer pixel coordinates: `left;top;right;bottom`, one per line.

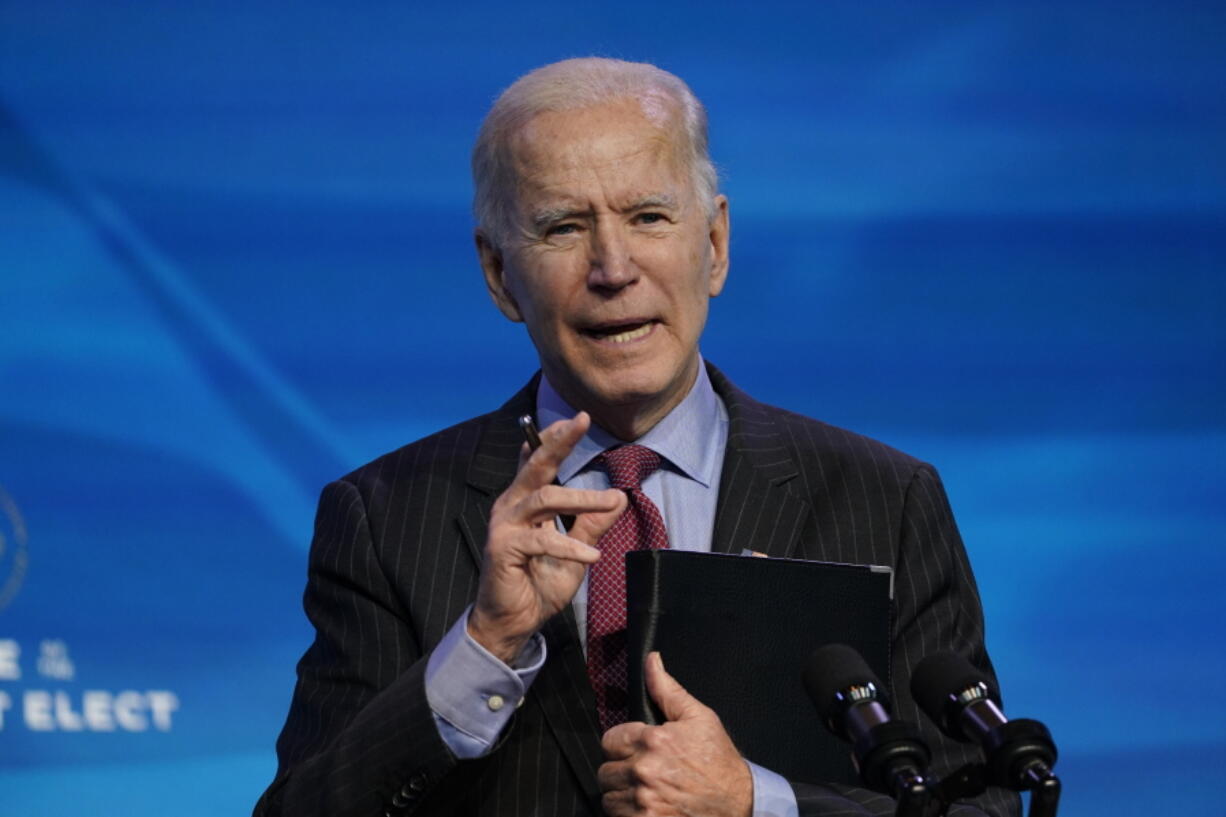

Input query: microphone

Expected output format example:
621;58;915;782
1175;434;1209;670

911;652;1060;815
803;644;932;816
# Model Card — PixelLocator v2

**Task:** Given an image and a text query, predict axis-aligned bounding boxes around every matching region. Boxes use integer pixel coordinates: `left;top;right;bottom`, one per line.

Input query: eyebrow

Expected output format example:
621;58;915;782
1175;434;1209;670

626;194;680;211
528;194;681;231
530;206;589;231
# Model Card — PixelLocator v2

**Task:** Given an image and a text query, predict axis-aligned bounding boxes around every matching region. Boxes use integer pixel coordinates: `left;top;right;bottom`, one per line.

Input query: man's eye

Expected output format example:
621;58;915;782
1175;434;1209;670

547;223;579;236
636;212;666;225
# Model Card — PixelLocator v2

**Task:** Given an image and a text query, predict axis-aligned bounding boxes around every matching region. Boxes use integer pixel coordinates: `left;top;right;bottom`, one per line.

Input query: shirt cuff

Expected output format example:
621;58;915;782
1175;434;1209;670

748;760;799;817
425;605;547;759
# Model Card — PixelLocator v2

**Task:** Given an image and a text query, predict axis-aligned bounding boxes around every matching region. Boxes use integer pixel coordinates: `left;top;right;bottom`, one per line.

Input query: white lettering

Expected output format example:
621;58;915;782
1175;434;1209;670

147;690;179;731
0;640;19;680
0;690;10;729
53;690;84;731
17;689;179;732
23;690;53;730
83;690;115;731
114;691;147;731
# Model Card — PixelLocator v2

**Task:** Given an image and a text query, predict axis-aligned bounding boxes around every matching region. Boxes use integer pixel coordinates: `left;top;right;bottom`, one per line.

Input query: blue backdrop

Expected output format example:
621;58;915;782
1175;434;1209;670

1;2;1223;814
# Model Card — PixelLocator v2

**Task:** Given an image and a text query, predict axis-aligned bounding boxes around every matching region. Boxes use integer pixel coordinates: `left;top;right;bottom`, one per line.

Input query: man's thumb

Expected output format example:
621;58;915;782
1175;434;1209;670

645;651;700;722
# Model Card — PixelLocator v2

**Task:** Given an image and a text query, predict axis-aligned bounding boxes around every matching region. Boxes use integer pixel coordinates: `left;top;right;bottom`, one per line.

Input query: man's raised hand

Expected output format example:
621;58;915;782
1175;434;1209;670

468;412;627;664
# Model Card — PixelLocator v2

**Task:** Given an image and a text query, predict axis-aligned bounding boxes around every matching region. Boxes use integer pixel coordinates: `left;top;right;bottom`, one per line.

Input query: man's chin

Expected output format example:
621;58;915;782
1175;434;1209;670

569;372;670;410
555;369;695;438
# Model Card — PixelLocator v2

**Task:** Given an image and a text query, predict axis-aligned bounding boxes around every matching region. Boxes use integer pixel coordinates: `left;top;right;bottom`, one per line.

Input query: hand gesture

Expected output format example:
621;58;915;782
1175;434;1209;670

468;412;627;663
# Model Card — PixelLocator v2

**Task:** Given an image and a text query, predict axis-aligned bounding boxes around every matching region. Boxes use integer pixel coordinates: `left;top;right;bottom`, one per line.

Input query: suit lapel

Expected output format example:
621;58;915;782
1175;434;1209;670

708;364;813;560
458;376;605;808
457;378;537;566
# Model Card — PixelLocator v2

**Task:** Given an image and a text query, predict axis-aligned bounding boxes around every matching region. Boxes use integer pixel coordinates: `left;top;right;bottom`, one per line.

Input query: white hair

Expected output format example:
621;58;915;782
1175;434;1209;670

472;57;719;246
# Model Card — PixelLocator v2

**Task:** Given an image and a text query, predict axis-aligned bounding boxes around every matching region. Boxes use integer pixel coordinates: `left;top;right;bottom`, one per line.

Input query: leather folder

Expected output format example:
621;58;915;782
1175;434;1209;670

626;549;893;786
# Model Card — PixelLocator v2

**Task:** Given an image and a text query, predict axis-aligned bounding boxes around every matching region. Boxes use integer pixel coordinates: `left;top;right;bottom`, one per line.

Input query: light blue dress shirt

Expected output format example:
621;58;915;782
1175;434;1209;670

425;361;799;817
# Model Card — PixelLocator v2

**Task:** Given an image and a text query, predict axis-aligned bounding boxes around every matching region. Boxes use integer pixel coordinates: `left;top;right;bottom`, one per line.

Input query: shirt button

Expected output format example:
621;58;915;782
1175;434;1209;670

487;694;505;711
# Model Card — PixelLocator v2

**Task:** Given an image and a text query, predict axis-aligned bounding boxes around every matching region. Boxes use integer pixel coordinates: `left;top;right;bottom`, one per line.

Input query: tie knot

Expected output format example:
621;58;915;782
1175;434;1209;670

598;445;661;491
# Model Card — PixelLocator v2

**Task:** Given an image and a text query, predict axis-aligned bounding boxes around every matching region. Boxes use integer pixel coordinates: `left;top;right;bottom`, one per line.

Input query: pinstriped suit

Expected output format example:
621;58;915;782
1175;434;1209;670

255;364;1020;817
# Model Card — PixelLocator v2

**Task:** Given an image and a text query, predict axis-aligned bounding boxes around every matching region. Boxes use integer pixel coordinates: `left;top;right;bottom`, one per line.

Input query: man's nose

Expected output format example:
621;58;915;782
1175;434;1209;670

587;222;637;290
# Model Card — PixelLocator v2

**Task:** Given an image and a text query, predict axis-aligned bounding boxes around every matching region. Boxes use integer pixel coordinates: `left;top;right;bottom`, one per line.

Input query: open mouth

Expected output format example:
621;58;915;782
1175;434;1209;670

582;320;656;344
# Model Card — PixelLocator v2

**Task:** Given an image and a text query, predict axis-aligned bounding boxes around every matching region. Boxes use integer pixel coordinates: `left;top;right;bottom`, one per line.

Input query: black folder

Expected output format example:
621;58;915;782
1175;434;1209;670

626;549;893;786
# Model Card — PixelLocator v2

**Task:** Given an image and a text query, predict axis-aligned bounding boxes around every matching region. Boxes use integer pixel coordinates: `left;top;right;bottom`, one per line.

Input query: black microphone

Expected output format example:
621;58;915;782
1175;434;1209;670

803;644;932;816
911;652;1060;815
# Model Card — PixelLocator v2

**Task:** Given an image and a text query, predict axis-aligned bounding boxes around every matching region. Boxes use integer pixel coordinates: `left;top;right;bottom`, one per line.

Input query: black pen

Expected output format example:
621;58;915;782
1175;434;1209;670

518;414;544;451
518;414;575;532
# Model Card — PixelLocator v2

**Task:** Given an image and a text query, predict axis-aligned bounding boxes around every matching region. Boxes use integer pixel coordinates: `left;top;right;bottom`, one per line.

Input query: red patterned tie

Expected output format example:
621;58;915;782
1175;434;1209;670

587;444;669;732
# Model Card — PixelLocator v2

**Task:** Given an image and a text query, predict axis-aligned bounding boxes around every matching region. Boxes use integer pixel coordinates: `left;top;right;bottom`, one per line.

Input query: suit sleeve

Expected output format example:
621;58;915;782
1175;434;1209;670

253;479;461;817
791;464;1021;817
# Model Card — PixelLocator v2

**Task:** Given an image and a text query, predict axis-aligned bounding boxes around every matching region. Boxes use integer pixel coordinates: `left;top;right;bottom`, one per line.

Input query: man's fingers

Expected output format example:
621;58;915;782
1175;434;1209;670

567;491;629;545
513;413;591;486
596;758;633;793
517;484;624;527
500;412;629;542
644;651;704;723
599;787;636;817
502;527;601;565
600;720;649;760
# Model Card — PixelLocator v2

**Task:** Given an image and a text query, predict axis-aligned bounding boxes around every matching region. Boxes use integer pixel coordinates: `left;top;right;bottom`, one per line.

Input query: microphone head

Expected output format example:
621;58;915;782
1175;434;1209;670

803;643;889;738
911;652;1000;741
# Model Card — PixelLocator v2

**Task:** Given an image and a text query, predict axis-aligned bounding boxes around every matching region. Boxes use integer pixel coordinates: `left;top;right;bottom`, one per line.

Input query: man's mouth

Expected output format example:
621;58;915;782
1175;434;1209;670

582;320;656;344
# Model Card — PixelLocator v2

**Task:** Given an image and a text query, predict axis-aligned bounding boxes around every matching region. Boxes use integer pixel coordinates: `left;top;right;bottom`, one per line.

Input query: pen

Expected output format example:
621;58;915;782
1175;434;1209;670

518;414;575;532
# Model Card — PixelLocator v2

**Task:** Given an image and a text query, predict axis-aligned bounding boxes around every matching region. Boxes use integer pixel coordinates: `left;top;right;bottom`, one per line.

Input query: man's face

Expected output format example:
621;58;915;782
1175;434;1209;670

479;98;729;436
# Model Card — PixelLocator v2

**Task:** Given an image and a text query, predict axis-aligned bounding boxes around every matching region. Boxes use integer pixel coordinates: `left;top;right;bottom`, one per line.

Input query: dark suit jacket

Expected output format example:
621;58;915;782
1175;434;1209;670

255;365;1020;817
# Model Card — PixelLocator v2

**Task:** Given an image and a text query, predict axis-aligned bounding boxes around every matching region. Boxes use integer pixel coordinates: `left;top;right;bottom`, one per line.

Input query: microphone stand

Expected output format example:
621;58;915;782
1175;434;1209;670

927;763;987;815
890;769;931;817
919;756;1060;817
1018;759;1061;817
984;718;1061;817
909;654;1062;817
847;718;933;817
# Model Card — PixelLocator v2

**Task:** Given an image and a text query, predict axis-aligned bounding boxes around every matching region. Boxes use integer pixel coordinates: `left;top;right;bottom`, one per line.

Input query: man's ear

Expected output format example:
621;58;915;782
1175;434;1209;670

475;229;524;322
706;195;730;298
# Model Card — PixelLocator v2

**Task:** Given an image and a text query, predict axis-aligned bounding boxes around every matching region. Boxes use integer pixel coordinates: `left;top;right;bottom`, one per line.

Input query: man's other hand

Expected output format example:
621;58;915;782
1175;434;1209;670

468;412;627;664
598;652;753;817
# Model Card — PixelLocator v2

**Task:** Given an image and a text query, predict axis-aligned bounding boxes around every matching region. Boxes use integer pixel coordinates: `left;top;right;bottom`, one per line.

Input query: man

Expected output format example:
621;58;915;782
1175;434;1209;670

256;58;1018;817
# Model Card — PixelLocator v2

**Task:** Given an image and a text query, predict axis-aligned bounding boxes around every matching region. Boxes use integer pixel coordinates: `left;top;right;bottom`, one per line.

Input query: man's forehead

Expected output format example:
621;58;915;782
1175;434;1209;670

517;95;674;138
506;106;689;209
509;100;683;169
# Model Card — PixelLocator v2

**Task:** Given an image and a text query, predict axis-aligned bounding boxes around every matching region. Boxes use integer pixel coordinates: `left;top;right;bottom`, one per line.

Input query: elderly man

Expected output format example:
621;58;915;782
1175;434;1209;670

256;58;1018;817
